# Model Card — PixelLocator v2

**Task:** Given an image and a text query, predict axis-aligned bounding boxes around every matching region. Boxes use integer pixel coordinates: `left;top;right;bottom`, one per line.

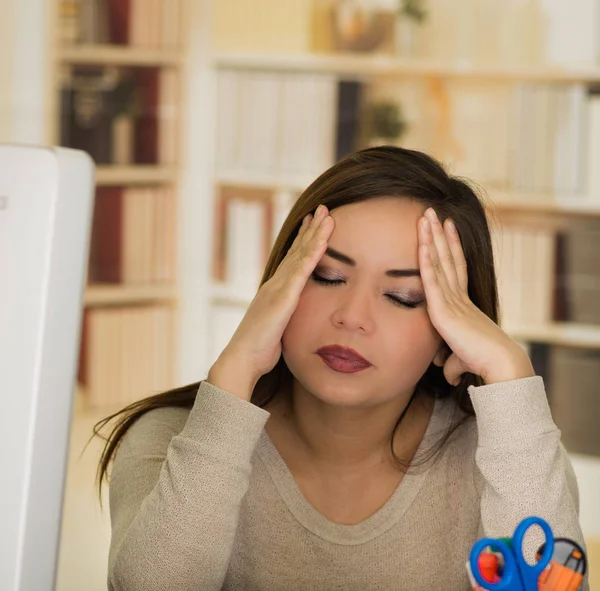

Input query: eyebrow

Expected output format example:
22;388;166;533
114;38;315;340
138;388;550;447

324;247;421;278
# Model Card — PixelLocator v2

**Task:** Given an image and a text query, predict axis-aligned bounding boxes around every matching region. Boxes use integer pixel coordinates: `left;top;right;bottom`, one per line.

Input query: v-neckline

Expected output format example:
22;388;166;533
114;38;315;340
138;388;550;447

255;397;453;545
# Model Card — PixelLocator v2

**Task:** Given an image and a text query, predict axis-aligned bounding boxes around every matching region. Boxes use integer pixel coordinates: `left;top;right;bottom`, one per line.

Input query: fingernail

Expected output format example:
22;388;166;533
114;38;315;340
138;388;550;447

422;217;431;233
316;204;324;216
425;208;437;221
446;219;456;233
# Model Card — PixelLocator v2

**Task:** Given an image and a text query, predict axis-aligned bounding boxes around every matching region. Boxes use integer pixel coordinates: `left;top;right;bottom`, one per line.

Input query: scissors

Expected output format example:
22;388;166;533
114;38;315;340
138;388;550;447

469;516;555;591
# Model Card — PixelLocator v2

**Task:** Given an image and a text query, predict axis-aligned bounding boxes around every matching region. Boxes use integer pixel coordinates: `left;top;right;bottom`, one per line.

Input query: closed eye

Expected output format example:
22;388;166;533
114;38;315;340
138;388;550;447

311;272;344;286
310;272;423;309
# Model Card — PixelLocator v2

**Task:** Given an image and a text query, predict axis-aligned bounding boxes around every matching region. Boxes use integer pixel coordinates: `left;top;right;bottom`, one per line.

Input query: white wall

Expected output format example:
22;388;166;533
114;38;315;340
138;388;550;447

0;1;15;141
176;0;217;384
0;0;51;144
571;455;600;539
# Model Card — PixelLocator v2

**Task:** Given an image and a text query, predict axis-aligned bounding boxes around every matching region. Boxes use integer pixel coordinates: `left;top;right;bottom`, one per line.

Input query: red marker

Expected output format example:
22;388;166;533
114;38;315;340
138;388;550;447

478;551;501;583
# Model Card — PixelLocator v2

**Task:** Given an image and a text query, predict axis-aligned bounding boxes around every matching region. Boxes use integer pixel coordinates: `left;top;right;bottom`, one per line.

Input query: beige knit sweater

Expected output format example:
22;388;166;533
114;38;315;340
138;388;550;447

107;376;589;590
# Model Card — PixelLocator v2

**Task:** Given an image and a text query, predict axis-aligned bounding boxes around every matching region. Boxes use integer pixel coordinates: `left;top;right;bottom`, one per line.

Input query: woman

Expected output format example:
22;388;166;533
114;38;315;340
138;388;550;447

98;146;587;590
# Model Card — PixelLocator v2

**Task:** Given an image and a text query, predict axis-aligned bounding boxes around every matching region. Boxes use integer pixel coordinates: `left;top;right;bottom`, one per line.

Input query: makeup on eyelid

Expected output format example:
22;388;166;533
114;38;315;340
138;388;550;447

310;268;426;307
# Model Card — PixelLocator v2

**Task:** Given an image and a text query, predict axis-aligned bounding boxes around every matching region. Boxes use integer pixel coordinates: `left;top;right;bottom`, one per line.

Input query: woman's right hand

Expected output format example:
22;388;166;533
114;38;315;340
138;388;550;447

207;204;335;401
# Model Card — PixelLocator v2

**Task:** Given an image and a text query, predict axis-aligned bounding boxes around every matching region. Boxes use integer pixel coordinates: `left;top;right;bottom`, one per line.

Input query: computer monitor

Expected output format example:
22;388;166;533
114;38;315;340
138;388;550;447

0;145;95;590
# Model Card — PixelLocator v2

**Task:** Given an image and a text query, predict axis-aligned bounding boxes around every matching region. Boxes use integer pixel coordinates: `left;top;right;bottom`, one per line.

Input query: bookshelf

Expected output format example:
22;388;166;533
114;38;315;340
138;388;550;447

206;8;600;466
50;0;186;409
84;284;177;307
59;45;183;67
214;51;600;84
95;165;178;185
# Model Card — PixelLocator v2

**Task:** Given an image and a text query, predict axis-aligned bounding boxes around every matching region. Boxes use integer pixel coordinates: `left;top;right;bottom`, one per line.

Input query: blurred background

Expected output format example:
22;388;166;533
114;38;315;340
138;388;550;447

2;0;600;588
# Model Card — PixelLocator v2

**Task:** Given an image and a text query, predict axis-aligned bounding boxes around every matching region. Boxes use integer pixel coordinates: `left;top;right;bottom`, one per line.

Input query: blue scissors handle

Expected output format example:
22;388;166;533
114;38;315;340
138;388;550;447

470;538;519;591
469;516;555;591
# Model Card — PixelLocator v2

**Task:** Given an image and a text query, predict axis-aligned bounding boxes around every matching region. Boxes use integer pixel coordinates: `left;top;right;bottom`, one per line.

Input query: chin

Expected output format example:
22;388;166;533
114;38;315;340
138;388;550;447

296;375;380;408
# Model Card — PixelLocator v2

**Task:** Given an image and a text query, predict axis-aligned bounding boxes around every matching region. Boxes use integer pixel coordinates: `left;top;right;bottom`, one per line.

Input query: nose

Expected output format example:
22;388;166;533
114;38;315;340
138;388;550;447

330;285;374;334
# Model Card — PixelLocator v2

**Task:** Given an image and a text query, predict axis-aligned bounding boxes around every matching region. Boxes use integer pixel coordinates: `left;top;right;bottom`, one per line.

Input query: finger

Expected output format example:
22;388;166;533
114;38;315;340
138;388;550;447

286;205;326;257
280;210;333;282
300;204;329;246
444;218;469;293
419;216;451;298
288;213;313;252
443;352;466;387
424;208;460;291
418;236;446;306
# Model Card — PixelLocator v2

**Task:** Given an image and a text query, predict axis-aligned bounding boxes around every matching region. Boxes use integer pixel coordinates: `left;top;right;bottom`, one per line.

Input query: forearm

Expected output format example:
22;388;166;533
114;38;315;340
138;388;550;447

108;381;269;590
471;377;586;558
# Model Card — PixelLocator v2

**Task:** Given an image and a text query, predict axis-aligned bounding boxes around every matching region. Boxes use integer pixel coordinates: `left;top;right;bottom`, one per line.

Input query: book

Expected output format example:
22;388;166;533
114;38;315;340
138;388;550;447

549;346;600;456
215;70;241;172
277;73;337;178
336;80;364;161
88;187;123;283
214;185;273;285
237;72;280;174
133;68;159;164
78;0;110;44
586;89;600;202
79;305;175;408
225;197;267;291
158;69;179;165
560;221;600;324
106;0;130;44
539;0;600;66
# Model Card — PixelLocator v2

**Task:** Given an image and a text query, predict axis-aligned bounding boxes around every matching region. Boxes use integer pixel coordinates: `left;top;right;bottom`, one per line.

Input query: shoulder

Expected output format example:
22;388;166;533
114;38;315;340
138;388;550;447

116;406;192;460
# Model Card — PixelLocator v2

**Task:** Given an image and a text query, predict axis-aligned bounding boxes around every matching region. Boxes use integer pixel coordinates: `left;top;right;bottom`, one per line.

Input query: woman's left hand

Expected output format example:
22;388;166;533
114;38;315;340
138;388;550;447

418;207;535;386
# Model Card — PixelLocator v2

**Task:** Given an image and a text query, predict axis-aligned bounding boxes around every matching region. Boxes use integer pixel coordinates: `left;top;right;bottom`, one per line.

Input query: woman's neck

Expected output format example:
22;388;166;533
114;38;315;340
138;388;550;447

266;386;434;473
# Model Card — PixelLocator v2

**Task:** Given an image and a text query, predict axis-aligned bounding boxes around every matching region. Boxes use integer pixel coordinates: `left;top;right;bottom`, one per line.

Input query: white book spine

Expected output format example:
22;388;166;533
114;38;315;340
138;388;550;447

512;229;525;326
216;70;241;172
278;74;312;177
586;94;600;202
226;198;265;291
553;85;587;195
512;85;535;191
531;85;552;193
540;0;600;66
312;75;338;176
237;72;281;175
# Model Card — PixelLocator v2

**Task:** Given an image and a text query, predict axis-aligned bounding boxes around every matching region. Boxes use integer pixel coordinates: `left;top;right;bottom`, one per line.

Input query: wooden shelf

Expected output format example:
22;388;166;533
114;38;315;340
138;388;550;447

216;170;313;192
214;52;600;83
59;45;183;67
85;284;177;307
506;323;600;349
488;189;600;218
95;166;178;185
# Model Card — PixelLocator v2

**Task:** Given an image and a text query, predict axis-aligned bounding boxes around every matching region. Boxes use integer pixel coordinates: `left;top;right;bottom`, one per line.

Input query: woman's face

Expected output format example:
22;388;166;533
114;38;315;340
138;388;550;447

282;197;443;409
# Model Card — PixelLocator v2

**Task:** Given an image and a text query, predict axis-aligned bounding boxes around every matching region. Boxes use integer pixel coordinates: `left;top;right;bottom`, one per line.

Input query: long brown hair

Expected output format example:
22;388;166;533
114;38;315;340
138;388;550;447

93;146;499;496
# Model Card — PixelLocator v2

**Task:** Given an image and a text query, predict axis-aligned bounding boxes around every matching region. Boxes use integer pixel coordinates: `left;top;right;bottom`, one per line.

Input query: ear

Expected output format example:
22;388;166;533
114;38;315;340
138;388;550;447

432;343;449;367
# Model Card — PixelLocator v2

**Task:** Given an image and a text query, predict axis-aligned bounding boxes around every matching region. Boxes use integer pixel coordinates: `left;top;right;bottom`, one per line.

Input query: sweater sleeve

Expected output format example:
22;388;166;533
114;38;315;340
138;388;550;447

107;380;270;591
470;375;589;590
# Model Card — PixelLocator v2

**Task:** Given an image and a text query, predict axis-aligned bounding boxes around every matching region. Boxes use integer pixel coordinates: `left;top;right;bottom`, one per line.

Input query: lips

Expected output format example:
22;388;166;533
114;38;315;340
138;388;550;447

316;345;372;367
